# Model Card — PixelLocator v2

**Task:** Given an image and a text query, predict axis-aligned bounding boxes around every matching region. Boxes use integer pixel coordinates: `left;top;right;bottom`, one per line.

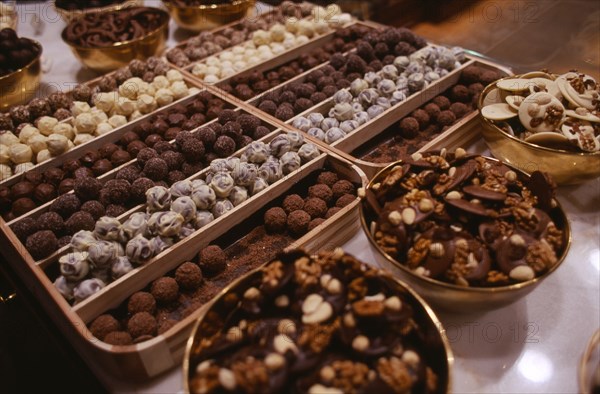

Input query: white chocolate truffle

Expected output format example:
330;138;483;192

111;256;134;279
152;75;170;90
108;114;127;128
155;88;174;106
206;65;220;76
74;112;96;133
171;196;197;223
191;184;216;210
252;29;271;46
9;143;33;164
119;77;145;99
115;96;136;116
52;123;75;140
0;163;12;180
211;198;234;218
298;143;320;162
18;125;40;143
135;93;157;114
70;101;91;117
210;172;235;198
146;186;172;212
36;149;52;163
73;278;106;303
46;134;70;156
192;63;207;77
148;211;184;238
88;240;120;268
0;145;9;164
0;130;19;146
126;234;154;264
94;122;113;136
36;116;58;135
297;20;315;38
194;210;214;228
54;276;76;301
129;110;143;121
120;212;149;241
73;133;94;145
14;162;34;174
228;186;248;206
295;35;309;45
166;69;184;82
28;134;48;154
170;81;189;99
94;216;122;241
280;151;301;174
70;230;97;252
59;252;90;281
93;92;117;113
270;24;286;42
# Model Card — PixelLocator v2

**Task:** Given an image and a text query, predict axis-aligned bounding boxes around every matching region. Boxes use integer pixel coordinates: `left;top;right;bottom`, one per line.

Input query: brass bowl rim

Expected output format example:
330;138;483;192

53;0;141;18
359;156;572;295
478;74;600;157
578;329;600;394
162;0;255;11
0;38;42;82
182;251;454;394
60;6;170;50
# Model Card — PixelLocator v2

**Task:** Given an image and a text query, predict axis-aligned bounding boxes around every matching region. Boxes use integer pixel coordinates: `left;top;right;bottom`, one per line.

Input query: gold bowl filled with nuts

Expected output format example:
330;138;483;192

162;0;256;32
184;249;453;394
478;71;600;185
61;6;170;73
360;149;571;312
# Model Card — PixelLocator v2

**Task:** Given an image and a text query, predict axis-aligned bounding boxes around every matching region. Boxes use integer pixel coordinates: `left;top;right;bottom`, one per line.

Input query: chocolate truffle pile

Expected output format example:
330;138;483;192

166;1;314;67
291;43;465;144
55;0;122;11
188;249;442;394
360;64;501;163
0;28;40;77
365;149;566;287
218;24;374;101
64;7;166;47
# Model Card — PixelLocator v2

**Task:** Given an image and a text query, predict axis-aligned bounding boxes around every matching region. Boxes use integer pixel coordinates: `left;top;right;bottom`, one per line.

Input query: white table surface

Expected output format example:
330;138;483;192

12;2;600;393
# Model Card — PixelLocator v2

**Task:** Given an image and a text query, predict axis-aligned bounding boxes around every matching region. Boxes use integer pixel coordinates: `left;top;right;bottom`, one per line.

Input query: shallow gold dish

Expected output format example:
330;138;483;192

0;40;42;111
183;249;453;393
579;330;600;394
61;7;170;73
478;75;600;185
360;157;571;312
53;0;143;23
162;0;256;32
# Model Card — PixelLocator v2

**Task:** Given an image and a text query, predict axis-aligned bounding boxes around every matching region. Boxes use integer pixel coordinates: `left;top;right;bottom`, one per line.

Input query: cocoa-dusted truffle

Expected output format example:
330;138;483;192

437;110;457;126
303;197;327;219
308;218;326;231
480;70;499;85
336;193;355;208
308;184;333;204
198;245;226;276
332;180;355;199
106;204;126;217
287;210;310;235
423;102;441;119
104;331;133;346
411;109;430;129
317;171;339;187
461;65;483;84
81;200;105;220
74;176;102;200
104;179;131;205
237;114;260;135
12;198;36;216
65;211;95;234
37;211;65;234
26;230;58;259
213;135;236;157
346;54;368;74
115;165;141;184
161;150;184;171
175;262;203;290
150;277;179;304
432;96;451;110
131;177;154;201
10;217;38;242
449;102;470;119
50;194;81;218
196;127;216;148
264;207;287;233
450;85;470;103
90;314;120;340
258;100;277;116
399;117;420;138
34;183;57;203
143;157;168;181
158;320;178;335
253;125;271;140
127;312;157;339
282;194;304;214
137;148;159;166
111;150;132;166
128;291;157;315
325;206;342;219
181;138;205;162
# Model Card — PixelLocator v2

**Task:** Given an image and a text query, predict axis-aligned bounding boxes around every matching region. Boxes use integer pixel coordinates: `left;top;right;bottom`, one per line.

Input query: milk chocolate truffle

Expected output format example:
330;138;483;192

308;184;333;204
432;96;451;110
50;194;81;218
65;211;95;234
264;206;287;233
437;110;456;126
74;176;102;200
131;178;155;201
58;179;75;195
81;200;105;220
26;230;58;259
10;217;38;242
11;181;34;200
150;277;179;304
111;149;132;166
127;140;147;157
128;291;157;315
33;183;57;203
399;117;419;138
287;209;310;235
308;217;325;231
12;197;36;216
104;331;133;346
332;180;355;199
198;245;226;276
317;171;338;187
450;85;470;102
44;167;65;186
92;159;113;176
449;102;469;118
336;193;355;208
424;103;441;119
38;211;65;234
104;179;131;205
127;312;157;339
137;148;158;166
143;157;168;181
213;135;236;157
412;109;430;129
282;194;304;214
325;206;341;219
175;262;203;290
73;167;93;179
90;314;120;341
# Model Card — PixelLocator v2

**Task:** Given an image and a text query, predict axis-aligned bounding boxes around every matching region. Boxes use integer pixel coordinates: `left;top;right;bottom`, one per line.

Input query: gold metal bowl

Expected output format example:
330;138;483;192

60;7;170;73
53;0;143;23
183;249;453;393
162;0;256;32
0;40;42;111
478;75;600;185
360;157;571;312
579;330;600;394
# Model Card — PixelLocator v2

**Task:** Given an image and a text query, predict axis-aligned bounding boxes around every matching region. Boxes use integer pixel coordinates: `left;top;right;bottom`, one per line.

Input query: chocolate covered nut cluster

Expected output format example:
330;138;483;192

166;1;314;67
365;149;566;286
188;249;442;394
292;44;465;144
359;64;500;163
191;5;352;83
219;25;373;101
481;71;600;152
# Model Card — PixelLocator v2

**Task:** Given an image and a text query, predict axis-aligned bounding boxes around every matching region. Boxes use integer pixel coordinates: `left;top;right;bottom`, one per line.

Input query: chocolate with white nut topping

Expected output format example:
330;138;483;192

188;249;443;394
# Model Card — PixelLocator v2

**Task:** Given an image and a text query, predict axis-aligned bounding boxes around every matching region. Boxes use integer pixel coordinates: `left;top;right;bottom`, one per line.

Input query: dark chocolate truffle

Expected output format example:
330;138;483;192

181;138;205;162
137;148;159;166
111;150;132;166
175;262;203;290
150;277;179;304
332;180;355;199
37;211;65;234
81;200;105;220
287;210;310;236
308;184;333;204
282;194;304;214
26;230;58;259
10;217;38;242
104;331;133;346
143;158;169;181
264;207;287;233
399;117;420;139
432;96;451;110
44;167;65;186
127;292;157;315
336;193;355;208
303;197;327;219
437;110;457;126
253;126;271;140
91;159;113;176
115;165;141;184
213;135;236;157
11;181;34;200
104;179;131;204
105;204;126;217
317;171;339;188
198;245;227;276
74;177;102;200
258;100;277;116
65;211;95;234
308;218;326;232
34;183;57;203
325;207;341;219
90;314;120;341
161;151;184;171
127;312;157;339
58;179;76;195
237;114;261;135
50;194;81;219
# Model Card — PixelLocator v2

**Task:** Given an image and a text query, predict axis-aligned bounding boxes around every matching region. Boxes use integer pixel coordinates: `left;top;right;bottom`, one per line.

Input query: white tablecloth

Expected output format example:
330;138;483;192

13;2;600;393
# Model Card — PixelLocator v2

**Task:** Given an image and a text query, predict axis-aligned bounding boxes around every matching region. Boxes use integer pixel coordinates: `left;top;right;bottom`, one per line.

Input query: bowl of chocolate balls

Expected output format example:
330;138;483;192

0;28;42;110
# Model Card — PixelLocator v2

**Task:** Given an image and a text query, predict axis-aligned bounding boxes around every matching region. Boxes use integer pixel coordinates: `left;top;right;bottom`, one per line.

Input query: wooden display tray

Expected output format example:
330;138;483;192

0;144;366;380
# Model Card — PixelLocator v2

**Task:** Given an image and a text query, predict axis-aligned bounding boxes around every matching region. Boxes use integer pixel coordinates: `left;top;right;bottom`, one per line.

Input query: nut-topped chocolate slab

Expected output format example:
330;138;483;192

185;249;451;394
361;149;570;309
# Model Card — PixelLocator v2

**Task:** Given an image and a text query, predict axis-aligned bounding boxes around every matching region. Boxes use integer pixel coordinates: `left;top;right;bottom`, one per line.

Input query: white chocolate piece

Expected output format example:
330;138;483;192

73;133;94;145
481;103;518;120
565;108;600;123
70;101;91;116
0;130;19;146
14;162;34;174
119;77;145;99
115;96;136;116
108;115;127;128
136;94;157;114
9;143;33;164
0;163;12;180
155;88;174;106
27;134;48;154
0;145;9;164
93;92;117;113
94;122;113;136
152;75;170;90
52;122;75;140
496;78;532;92
170;81;189;99
517;92;565;132
166;69;184;82
36;116;58;135
46;134;69;156
18;125;40;142
36;149;52;163
74;112;96;133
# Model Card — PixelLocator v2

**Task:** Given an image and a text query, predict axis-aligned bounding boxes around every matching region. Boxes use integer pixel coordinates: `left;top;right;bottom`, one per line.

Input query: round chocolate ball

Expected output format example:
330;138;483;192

432;96;451;110
332;180;355;199
437;110;457;126
58;178;75;195
450;85;470;103
127;312;157;339
65;211;95;234
325;206;342;219
104;179;131;205
264;207;287;233
90;314;120;341
105;204;126;217
74;176;102;201
423;103;441;120
303;197;328;219
143;158;168;181
50;194;81;219
282;194;304;214
37;211;65;234
308;184;333;204
411;109;430;129
308;218;326;231
161;150;184;171
137;148;159;166
44;167;65;187
91;159;113;176
128;292;157;315
399;117;420;139
317;171;339;188
131;178;154;201
12;197;37;217
10;217;38;242
115;165;141;184
213;135;236;157
175;262;203;290
287;210;310;236
111;150;132;166
449;102;470;119
26;230;58;259
150;277;179;304
81;200;105;220
11;181;34;200
336;193;355;208
104;331;133;346
181;139;205;163
198;245;227;276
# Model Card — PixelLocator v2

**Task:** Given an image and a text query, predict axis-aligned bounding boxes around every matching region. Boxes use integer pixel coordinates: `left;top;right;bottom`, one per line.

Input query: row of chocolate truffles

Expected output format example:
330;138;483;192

53;132;321;303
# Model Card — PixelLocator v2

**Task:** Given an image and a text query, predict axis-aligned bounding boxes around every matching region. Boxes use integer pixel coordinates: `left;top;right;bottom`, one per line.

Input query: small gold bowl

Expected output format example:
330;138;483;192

360;157;571;312
53;0;143;23
0;40;42;111
183;249;453;393
579;330;600;394
61;7;170;73
478;75;600;185
162;0;256;32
